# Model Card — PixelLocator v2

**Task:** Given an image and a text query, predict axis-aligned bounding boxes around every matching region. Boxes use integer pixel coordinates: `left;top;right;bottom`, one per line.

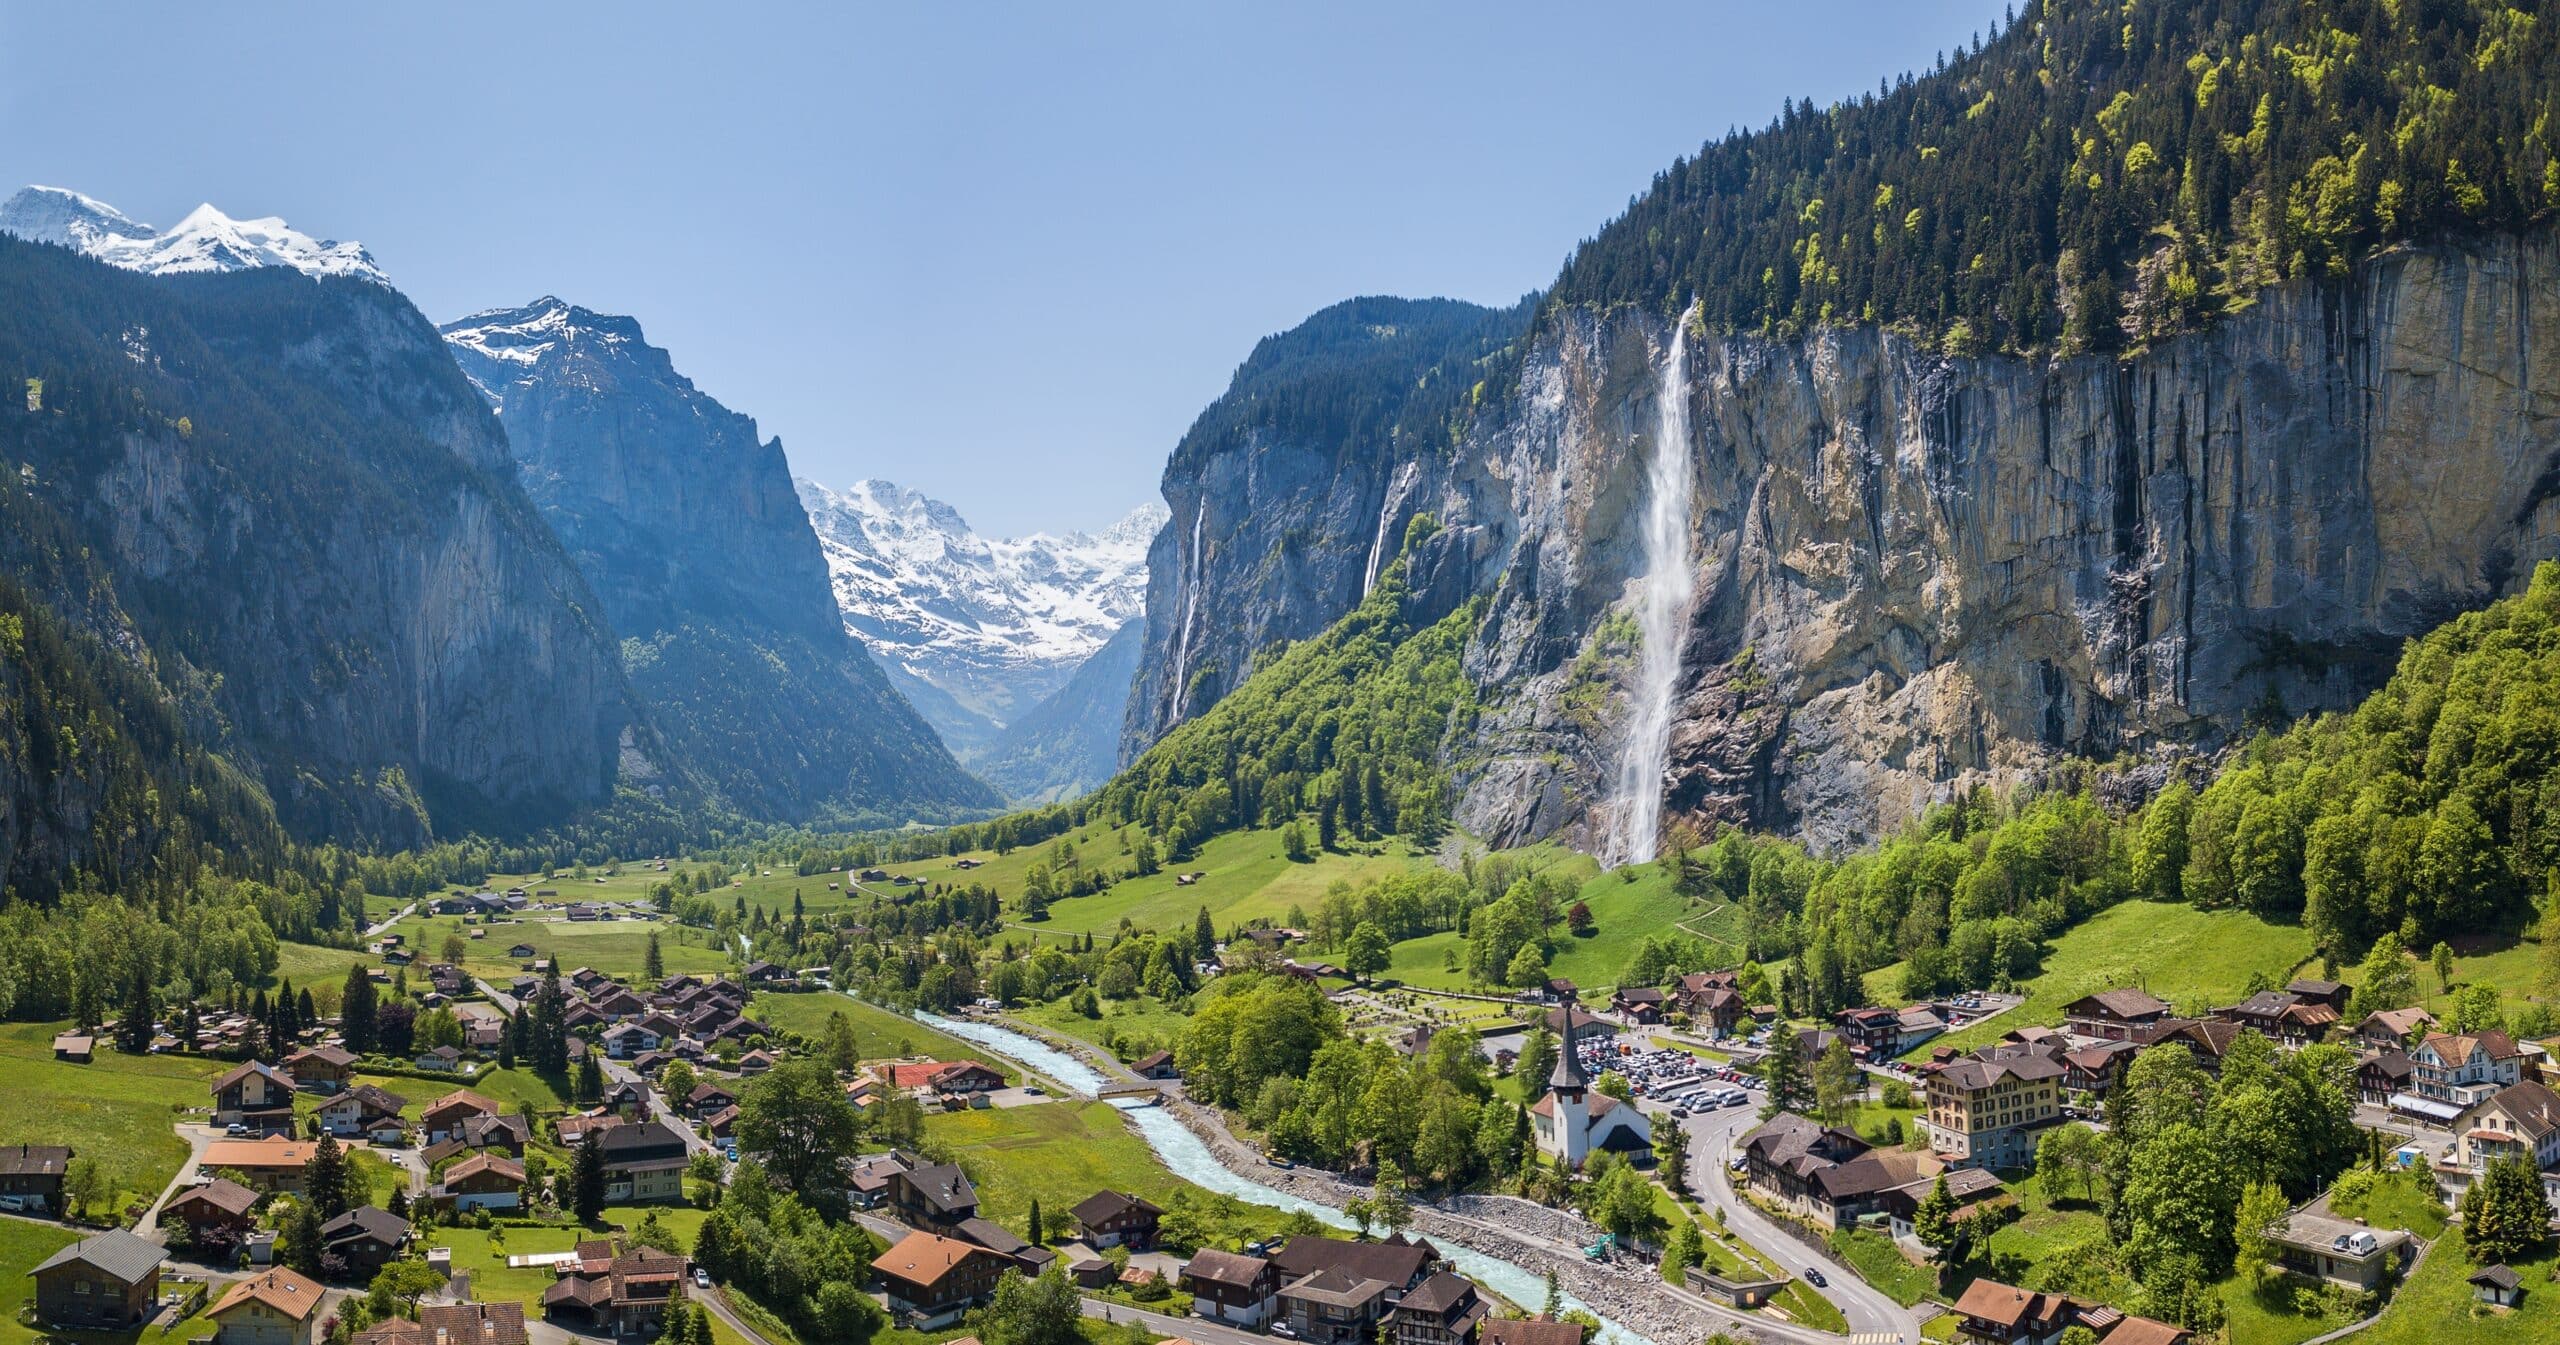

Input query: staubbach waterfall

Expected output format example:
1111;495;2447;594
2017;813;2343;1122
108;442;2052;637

1607;319;1696;866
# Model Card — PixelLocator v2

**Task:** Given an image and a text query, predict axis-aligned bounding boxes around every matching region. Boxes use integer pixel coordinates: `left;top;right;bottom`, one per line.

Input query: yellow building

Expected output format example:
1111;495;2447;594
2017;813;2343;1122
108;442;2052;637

1923;1049;2065;1170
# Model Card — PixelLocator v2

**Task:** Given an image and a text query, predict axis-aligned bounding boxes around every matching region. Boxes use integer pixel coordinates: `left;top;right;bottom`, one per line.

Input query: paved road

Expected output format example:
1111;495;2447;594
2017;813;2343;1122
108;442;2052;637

365;903;416;939
1078;1297;1276;1345
1662;1094;1922;1345
134;1125;220;1235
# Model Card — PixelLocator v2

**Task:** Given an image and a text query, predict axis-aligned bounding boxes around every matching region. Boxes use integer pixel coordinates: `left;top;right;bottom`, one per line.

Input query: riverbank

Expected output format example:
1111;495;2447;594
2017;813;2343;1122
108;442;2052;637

969;1010;1815;1345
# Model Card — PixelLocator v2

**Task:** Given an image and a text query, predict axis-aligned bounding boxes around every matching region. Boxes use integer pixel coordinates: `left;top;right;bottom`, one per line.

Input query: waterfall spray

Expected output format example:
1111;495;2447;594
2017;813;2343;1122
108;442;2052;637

1608;316;1697;866
1362;460;1421;597
1165;501;1209;722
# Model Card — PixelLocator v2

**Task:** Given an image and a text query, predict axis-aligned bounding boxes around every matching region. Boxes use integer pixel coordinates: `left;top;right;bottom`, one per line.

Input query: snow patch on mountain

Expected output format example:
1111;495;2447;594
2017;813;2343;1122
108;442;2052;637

0;185;389;285
797;477;1165;757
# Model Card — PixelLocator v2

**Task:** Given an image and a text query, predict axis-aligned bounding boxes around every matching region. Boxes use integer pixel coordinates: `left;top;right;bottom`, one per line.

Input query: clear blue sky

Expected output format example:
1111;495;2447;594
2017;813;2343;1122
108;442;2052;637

1;3;2002;537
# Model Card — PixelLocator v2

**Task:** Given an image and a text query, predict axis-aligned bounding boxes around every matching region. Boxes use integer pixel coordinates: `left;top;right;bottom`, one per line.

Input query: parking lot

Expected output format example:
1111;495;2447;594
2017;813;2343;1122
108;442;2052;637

1573;1036;1760;1118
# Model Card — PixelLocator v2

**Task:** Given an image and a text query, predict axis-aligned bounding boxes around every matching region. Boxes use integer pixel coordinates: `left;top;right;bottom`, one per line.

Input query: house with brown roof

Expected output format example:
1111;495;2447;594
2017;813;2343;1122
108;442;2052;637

317;1085;409;1142
51;1032;94;1063
202;1136;317;1195
0;1144;72;1213
2356;1049;2416;1105
354;1303;529;1345
1923;1051;2065;1170
164;1178;263;1249
1070;1189;1164;1249
213;1061;300;1133
29;1230;161;1329
542;1241;689;1338
890;1163;980;1229
1879;1167;2010;1241
420;1089;500;1145
2059;1039;2141;1097
1673;971;1746;1034
1383;1272;1487;1345
210;1266;328;1345
2449;1080;2560;1174
2060;989;2173;1042
2139;1018;2243;1073
2284;979;2352;1013
1269;1235;1440;1338
1609;987;1667;1023
321;1206;412;1279
1478;1318;1585;1345
1182;1249;1280;1329
1132;1050;1179;1080
2411;1031;2526;1108
871;1231;1006;1328
2213;991;2339;1048
2352;1007;2438;1051
952;1217;1056;1278
1947;1279;2087;1345
433;1154;528;1212
595;1121;689;1204
283;1046;358;1093
1538;1004;1617;1045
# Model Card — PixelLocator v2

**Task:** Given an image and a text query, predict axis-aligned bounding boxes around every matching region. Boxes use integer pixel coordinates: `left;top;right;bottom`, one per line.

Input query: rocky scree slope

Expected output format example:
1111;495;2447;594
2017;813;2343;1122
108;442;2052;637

1135;229;2560;854
799;476;1162;763
0;237;646;846
442;299;995;826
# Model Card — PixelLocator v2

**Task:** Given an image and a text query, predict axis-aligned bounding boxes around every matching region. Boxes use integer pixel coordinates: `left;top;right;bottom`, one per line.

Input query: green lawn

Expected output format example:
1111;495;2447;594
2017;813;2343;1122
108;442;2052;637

0;1022;212;1217
1013;996;1193;1062
377;910;734;982
751;993;1018;1083
921;1101;1284;1252
1828;1227;1937;1307
1982;1181;2107;1267
2361;1229;2556;1345
2219;1274;2357;1345
2329;1168;2450;1239
1870;901;2317;1058
0;1219;221;1345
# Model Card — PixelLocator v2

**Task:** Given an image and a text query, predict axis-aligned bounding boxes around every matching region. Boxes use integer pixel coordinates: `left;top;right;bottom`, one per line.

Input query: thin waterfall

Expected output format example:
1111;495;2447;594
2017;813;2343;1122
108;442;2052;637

1608;318;1696;866
1165;500;1208;722
1362;460;1421;597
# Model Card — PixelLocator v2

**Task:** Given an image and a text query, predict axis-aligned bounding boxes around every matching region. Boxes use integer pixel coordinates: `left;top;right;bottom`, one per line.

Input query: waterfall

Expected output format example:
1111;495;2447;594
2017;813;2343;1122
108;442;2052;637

1361;460;1421;597
1607;318;1696;866
1165;501;1209;722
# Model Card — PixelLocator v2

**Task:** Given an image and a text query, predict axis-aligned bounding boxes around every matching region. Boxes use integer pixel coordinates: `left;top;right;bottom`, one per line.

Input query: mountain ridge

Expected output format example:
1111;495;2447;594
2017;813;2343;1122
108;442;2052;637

798;475;1162;764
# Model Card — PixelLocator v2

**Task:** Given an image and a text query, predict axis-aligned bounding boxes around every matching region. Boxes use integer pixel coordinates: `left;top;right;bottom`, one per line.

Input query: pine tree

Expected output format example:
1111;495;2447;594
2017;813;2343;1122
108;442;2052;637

645;933;664;981
1758;1027;1812;1118
340;964;377;1055
114;964;155;1055
1028;1197;1044;1246
571;1132;607;1224
308;1134;352;1219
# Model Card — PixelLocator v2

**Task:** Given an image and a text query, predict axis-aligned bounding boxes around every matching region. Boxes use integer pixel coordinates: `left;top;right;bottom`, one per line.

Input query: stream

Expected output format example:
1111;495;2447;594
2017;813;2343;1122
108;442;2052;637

908;1008;1655;1345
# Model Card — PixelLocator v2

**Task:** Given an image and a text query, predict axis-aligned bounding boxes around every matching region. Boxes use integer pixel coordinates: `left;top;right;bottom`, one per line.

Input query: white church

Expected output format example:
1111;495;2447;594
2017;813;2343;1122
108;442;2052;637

1529;1035;1652;1166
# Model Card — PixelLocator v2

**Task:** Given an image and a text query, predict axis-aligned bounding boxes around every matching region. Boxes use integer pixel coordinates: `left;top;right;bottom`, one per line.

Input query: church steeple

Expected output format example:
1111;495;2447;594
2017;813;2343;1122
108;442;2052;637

1549;1031;1588;1097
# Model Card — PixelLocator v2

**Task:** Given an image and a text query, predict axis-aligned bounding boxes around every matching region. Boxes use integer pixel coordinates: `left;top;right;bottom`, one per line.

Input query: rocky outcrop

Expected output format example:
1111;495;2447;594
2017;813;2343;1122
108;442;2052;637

442;300;995;825
1138;230;2560;853
0;240;638;846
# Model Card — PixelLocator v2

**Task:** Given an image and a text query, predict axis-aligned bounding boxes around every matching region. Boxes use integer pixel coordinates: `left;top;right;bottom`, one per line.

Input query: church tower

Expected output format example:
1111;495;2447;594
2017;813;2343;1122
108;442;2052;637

1548;1033;1592;1166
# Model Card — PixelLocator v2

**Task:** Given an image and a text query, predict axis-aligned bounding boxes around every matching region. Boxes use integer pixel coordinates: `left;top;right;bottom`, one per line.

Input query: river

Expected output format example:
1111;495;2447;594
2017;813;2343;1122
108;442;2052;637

909;1008;1654;1345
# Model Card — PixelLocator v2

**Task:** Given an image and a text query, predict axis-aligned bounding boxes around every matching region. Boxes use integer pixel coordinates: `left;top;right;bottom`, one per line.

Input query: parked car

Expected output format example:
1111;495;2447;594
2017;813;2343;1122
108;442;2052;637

694;1269;711;1289
1805;1269;1827;1287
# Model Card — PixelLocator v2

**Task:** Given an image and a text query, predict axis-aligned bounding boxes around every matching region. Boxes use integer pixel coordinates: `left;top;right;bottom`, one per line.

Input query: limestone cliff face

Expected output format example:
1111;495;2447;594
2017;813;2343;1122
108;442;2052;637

1135;230;2560;853
441;299;996;824
0;240;639;846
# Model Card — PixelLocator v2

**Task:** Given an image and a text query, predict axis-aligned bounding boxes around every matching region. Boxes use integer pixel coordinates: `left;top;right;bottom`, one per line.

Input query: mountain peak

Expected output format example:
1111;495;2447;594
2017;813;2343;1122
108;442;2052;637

0;185;388;285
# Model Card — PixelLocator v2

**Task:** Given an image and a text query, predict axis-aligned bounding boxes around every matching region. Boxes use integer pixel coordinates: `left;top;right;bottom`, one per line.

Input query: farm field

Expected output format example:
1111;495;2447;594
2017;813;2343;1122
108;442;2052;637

1865;901;2318;1058
372;909;735;981
752;991;1021;1083
0;1021;210;1216
919;1101;1284;1252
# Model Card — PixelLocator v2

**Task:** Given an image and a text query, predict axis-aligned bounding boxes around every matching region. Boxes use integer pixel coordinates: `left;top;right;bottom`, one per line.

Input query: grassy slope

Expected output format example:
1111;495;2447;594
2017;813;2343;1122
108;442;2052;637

0;1022;208;1214
1863;901;2317;1058
1385;852;1746;996
2360;1228;2556;1345
919;1101;1283;1253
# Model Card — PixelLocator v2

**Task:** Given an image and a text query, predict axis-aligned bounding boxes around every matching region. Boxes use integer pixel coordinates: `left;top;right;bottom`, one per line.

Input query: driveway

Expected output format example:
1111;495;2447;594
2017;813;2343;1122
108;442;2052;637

1661;1094;1922;1345
135;1124;222;1236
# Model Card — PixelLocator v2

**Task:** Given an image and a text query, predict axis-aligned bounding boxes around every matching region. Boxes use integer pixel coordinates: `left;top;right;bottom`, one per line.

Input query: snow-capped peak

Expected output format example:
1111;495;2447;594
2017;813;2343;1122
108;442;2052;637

0;185;389;285
797;476;1167;671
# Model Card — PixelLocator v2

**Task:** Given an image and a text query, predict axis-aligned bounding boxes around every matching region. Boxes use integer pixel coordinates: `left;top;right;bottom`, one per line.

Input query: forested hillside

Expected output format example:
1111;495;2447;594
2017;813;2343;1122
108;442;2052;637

1550;0;2558;355
1124;296;1531;754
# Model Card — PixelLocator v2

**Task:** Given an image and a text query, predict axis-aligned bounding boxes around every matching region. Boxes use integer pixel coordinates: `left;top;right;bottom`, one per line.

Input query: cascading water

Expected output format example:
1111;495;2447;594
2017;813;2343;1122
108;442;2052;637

1362;460;1421;597
1607;317;1696;867
1164;501;1208;721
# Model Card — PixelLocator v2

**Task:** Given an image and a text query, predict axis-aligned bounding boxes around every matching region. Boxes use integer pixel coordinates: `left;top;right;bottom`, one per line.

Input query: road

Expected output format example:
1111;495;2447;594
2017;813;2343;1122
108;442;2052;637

1078;1297;1274;1345
1658;1093;1921;1345
134;1124;221;1235
474;974;713;1160
365;903;416;939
